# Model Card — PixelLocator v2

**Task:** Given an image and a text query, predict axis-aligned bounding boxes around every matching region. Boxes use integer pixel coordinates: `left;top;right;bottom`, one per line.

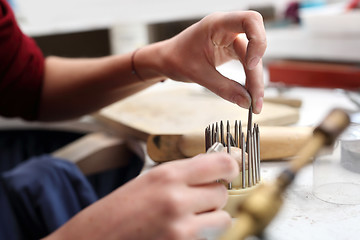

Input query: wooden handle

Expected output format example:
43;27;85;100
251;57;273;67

53;132;133;175
147;126;313;162
257;126;312;160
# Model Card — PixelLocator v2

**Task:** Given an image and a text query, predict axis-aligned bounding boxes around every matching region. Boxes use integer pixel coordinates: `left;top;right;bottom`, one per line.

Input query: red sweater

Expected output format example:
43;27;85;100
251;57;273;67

0;0;44;120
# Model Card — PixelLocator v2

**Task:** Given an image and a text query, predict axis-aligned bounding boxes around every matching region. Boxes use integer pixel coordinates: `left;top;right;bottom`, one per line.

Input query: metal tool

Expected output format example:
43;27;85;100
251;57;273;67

205;107;261;190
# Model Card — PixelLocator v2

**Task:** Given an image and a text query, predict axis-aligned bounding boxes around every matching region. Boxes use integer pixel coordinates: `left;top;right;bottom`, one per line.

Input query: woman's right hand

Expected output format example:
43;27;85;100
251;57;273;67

46;152;239;240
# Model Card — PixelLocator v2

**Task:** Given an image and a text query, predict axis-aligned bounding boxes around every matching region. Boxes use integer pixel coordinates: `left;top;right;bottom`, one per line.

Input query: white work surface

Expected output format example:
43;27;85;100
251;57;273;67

258;160;360;240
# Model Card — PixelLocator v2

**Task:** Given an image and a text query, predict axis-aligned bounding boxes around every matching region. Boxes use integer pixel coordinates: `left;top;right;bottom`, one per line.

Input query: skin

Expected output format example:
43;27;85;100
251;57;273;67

39;11;266;121
45;153;239;240
40;11;267;240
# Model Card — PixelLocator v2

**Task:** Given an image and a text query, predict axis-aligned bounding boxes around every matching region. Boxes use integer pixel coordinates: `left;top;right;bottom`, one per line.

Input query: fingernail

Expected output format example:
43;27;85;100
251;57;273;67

247;57;260;70
254;97;263;113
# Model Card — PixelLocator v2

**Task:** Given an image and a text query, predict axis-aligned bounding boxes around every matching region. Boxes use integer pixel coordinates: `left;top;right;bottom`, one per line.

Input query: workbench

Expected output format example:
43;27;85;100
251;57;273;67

259;161;360;240
134;64;360;240
254;86;360;240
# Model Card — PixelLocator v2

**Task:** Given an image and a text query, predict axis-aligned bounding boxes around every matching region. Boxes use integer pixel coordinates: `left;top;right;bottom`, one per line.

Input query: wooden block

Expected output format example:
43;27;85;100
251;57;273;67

146;126;313;162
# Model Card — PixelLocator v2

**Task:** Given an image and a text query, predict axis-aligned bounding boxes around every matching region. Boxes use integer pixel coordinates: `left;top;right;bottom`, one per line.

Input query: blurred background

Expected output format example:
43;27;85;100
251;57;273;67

5;0;358;123
9;0;360;87
7;1;355;55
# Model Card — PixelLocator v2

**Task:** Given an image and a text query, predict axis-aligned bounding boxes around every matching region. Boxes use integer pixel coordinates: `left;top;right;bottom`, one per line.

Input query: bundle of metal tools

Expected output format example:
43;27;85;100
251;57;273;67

205;106;261;190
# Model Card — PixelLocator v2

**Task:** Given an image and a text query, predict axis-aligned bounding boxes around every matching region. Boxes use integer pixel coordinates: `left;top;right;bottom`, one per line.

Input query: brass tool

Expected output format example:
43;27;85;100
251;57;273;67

219;108;350;240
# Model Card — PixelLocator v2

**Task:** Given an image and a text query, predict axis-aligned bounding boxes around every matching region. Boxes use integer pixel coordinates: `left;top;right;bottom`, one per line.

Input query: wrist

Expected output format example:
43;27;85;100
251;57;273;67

133;43;167;82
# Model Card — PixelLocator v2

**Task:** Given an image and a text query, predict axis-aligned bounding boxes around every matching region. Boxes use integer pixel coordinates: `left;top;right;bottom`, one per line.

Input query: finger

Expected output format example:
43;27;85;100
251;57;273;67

194;64;251;108
243;14;267;70
185;183;228;214
179;210;232;239
178;152;239;185
211;11;267;70
195;210;232;239
233;37;264;113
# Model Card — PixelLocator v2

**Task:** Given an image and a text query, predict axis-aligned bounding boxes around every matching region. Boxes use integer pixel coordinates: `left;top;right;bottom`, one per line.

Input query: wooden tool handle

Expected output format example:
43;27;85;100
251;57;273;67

147;126;313;162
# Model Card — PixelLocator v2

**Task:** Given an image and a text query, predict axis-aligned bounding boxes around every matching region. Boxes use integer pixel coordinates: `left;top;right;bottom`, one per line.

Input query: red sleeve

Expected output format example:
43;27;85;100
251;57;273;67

0;0;45;121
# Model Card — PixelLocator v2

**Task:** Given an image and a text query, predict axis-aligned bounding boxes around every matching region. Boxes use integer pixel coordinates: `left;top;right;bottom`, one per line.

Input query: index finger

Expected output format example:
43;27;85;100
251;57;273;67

176;152;239;186
211;11;267;70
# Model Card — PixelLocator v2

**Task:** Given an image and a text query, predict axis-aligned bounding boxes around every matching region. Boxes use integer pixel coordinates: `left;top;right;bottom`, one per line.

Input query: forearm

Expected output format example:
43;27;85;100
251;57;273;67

38;43;166;121
38;11;267;121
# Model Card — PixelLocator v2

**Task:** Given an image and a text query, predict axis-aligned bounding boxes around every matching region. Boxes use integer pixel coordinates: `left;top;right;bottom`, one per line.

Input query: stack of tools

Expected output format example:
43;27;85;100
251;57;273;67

205;107;262;217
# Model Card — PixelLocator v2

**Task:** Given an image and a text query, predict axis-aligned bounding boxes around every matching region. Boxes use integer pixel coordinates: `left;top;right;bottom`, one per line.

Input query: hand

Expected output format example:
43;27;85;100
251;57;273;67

46;153;239;240
157;11;267;113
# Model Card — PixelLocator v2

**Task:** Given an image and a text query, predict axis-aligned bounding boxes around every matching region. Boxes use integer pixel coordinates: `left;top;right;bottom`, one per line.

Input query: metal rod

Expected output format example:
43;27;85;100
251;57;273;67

235;120;239;148
220;120;224;145
212;123;215;145
252;130;257;184
227;132;231;154
230;134;236;147
247;129;252;187
227;132;232;190
239;120;242;148
226;120;230;147
205;126;211;151
241;132;246;189
246;105;253;153
256;124;261;182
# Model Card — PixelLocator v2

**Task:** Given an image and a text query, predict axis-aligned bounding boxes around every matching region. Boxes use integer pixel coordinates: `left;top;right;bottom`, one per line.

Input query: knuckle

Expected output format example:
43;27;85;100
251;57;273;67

247;10;264;22
218;153;235;170
161;189;186;217
257;37;268;49
215;84;230;100
206;11;222;21
149;165;179;184
217;184;229;207
216;153;238;177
